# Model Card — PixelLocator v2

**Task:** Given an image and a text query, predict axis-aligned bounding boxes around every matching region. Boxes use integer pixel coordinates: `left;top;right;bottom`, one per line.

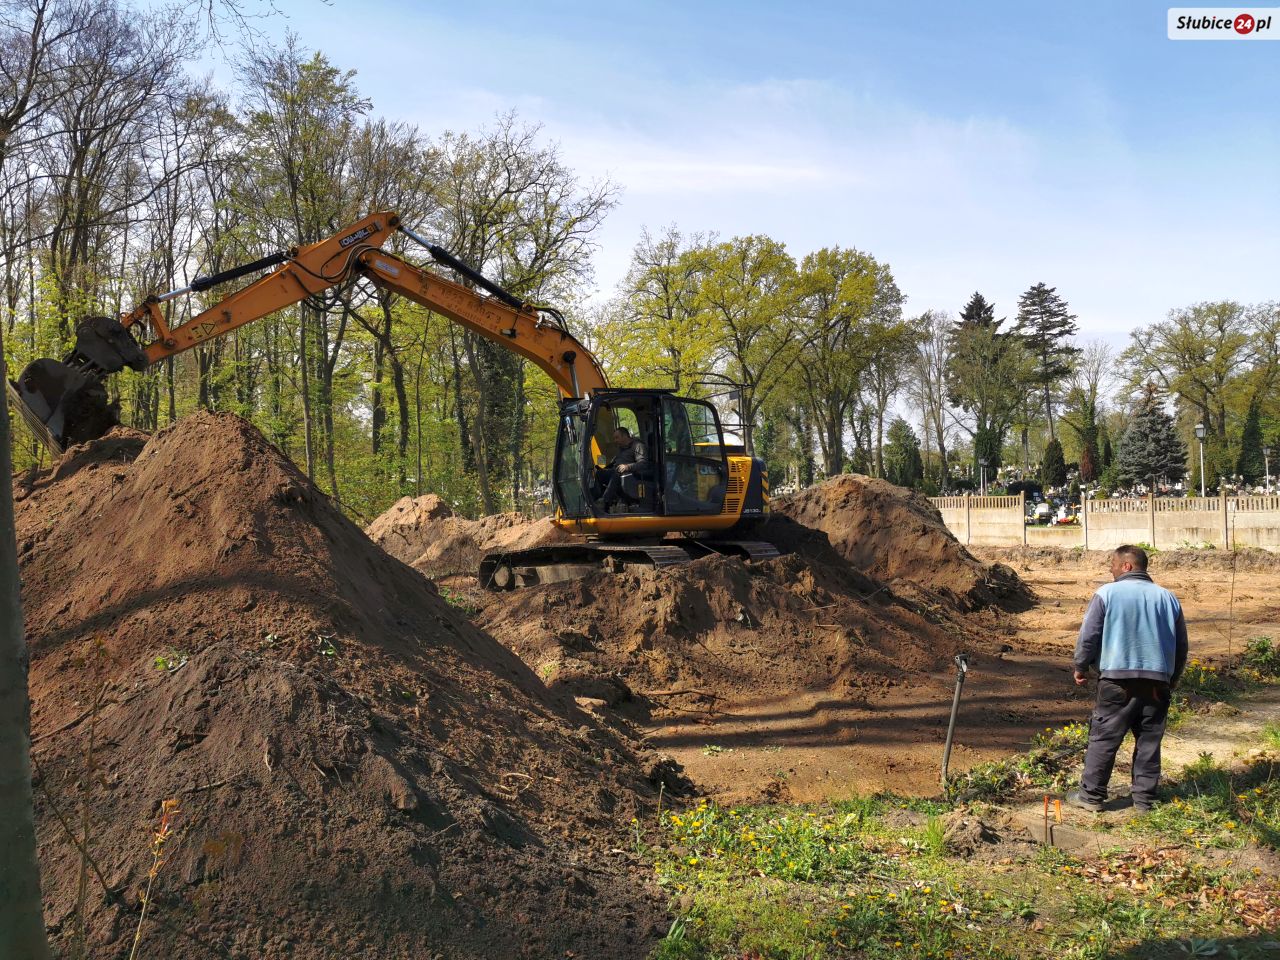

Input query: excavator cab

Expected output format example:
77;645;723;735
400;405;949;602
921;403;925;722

554;389;730;524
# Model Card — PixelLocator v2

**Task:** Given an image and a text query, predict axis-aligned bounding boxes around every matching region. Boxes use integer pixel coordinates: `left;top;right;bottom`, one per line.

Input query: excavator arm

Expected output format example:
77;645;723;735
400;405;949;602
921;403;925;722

9;211;607;452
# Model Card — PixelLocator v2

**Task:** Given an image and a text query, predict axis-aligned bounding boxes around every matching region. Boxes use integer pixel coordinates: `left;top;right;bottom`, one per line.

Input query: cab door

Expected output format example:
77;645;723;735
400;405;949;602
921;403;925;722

553;401;591;518
660;396;729;516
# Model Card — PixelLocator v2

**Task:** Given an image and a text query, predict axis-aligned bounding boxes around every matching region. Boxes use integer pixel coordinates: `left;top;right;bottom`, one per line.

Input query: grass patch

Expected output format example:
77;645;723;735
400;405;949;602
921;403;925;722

1131;753;1280;851
947;721;1089;802
645;797;1275;959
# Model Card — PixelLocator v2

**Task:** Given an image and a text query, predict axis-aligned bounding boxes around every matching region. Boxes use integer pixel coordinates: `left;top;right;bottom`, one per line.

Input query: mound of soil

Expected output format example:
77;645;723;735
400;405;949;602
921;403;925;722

770;475;1029;611
479;549;986;718
17;414;667;960
367;495;572;578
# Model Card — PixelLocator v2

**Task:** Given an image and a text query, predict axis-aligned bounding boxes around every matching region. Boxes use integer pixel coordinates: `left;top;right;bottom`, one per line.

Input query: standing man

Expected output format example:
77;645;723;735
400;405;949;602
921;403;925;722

1067;544;1188;813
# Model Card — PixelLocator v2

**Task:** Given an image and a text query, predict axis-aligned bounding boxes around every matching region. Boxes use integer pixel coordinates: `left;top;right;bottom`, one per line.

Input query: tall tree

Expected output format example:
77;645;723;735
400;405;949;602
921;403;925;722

1040;437;1067;488
883;417;923;489
1013;282;1080;439
945;293;1033;475
912;309;952;485
691;234;801;454
1060;340;1112;484
612;225;714;393
1122;301;1252;442
792;245;902;476
1114;386;1188;487
1237;396;1265;483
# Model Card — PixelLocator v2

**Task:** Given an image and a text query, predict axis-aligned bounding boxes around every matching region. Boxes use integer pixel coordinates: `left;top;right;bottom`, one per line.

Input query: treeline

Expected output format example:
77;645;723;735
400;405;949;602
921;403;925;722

2;0;1277;520
0;0;613;519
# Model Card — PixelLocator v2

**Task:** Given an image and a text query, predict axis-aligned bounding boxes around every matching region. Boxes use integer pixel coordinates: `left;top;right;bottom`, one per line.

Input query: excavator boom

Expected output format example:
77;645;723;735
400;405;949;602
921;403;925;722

10;211;606;452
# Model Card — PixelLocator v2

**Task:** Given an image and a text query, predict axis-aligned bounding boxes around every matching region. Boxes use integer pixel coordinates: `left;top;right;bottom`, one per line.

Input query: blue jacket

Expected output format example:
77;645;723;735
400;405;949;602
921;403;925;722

1074;572;1189;685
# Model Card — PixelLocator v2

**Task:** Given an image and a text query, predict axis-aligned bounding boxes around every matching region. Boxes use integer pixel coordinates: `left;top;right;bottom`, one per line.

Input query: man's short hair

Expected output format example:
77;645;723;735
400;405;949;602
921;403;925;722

1114;544;1149;571
614;426;631;438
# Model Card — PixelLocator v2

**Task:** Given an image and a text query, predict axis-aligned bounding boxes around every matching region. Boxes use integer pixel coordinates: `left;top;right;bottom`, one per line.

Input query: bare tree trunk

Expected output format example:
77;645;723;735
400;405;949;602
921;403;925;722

0;333;52;960
298;307;314;479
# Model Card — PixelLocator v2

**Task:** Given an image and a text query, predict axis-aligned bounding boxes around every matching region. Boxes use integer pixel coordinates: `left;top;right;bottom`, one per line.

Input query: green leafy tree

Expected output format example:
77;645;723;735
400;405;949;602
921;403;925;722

945;293;1034;475
883;417;923;488
1013;282;1080;440
691;235;802;454
1115;386;1188;487
1041;438;1067;488
792;246;900;476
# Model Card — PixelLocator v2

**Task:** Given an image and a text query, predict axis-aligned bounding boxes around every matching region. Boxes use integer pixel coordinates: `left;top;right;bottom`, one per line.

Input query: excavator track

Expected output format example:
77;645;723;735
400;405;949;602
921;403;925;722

478;538;780;591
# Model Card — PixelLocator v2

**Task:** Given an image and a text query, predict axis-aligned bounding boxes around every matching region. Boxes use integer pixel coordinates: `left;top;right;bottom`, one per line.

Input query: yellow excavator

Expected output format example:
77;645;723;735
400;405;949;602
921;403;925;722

9;212;775;588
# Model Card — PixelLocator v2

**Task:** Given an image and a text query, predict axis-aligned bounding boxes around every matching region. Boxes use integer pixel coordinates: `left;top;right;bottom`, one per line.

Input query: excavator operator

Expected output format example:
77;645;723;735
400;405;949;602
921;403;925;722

596;426;652;513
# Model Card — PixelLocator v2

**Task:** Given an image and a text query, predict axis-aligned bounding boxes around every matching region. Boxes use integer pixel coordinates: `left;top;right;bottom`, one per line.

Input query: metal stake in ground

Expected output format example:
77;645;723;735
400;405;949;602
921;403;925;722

940;653;970;790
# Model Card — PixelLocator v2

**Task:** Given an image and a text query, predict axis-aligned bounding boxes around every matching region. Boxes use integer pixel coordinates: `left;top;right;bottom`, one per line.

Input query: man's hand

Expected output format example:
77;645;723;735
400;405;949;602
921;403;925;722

617;463;630;474
1073;669;1088;686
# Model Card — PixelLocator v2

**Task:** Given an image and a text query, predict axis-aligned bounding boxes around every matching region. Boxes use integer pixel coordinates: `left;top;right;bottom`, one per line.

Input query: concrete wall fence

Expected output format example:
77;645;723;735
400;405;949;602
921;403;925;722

929;493;1280;552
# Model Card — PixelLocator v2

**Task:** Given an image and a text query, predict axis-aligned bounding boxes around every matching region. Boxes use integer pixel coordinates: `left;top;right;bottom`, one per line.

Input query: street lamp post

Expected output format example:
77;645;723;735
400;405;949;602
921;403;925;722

978;456;990;495
1194;423;1207;497
1265;446;1272;494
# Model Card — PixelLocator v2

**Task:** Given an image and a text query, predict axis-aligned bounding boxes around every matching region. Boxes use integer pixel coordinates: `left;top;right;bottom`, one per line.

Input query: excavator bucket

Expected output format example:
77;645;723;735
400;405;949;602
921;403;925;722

6;315;146;455
9;358;115;454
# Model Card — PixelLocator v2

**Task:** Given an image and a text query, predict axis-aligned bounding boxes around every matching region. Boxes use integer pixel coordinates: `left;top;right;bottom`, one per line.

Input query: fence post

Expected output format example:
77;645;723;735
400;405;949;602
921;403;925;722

1082;495;1090;551
1148;491;1156;549
1020;490;1026;546
1221;491;1230;549
964;492;972;545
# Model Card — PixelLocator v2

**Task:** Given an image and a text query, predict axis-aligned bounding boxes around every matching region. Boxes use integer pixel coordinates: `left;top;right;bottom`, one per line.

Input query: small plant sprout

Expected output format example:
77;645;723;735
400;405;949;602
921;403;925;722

128;798;181;960
152;649;188;672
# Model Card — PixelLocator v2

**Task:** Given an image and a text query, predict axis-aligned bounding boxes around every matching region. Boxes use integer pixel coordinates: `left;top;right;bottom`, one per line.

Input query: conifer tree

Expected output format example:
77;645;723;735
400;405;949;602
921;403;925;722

1237;397;1265;482
883;418;923;489
1115;386;1188;487
1041;438;1067;487
1013;282;1080;440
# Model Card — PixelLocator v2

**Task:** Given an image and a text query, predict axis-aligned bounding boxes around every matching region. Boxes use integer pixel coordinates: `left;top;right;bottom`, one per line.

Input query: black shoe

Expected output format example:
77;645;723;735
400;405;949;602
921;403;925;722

594;499;613;514
1065;791;1105;813
1133;800;1153;814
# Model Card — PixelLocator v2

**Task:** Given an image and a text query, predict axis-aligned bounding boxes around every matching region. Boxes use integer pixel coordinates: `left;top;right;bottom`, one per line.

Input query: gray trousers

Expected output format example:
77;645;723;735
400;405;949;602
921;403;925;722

1079;677;1170;807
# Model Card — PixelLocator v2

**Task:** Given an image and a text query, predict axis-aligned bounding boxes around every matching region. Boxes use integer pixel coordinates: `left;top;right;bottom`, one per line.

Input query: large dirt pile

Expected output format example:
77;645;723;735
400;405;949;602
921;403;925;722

17;414;667;960
479;548;984;720
770;474;1029;611
367;494;572;577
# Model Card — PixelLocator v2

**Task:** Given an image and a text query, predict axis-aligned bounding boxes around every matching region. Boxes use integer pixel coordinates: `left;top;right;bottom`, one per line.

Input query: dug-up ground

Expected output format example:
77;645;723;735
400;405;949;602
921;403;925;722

17;412;1138;958
18;414;671;959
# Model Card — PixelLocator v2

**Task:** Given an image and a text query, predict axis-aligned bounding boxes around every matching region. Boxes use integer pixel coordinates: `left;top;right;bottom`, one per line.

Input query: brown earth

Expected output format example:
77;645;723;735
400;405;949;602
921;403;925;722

975;546;1280;665
770;474;1030;612
375;476;1090;803
17;414;670;960
367;493;572;578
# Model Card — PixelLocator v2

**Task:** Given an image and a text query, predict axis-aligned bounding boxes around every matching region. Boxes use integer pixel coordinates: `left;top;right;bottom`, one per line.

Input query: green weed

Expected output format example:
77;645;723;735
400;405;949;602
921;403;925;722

1179;658;1234;700
1242;636;1280;678
152;649;188;672
949;721;1089;801
1133;753;1280;850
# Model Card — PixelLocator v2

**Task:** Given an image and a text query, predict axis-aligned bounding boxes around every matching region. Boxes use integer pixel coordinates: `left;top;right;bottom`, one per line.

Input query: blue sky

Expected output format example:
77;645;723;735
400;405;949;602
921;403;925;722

208;0;1279;342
